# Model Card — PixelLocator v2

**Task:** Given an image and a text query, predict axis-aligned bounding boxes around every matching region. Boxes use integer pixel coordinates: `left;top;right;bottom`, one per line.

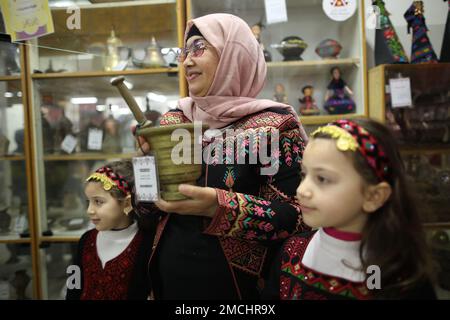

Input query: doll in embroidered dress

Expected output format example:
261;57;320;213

66;160;156;300
324;67;356;115
264;118;436;300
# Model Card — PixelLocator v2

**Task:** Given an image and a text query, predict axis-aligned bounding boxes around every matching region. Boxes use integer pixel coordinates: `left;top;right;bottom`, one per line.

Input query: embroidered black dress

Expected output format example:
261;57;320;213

149;107;308;300
66;227;155;300
263;231;437;300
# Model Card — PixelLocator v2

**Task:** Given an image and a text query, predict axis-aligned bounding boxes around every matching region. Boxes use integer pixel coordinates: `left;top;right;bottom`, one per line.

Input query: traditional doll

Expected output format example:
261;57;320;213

299;85;320;116
273;83;288;104
324;67;356;114
404;1;438;64
251;22;272;62
373;0;409;65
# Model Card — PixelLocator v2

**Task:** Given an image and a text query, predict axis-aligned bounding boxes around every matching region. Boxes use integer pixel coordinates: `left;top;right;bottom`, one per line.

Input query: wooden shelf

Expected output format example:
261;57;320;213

267;58;360;77
400;145;450;155
50;0;176;10
32;67;179;79
0;236;31;243
39;236;80;243
424;222;450;229
0;75;21;81
0;155;26;161
299;113;366;125
43;152;135;161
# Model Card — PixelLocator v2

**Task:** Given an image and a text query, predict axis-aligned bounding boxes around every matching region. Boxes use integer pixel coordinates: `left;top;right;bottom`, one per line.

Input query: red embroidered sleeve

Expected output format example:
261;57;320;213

159;110;191;125
204;127;309;240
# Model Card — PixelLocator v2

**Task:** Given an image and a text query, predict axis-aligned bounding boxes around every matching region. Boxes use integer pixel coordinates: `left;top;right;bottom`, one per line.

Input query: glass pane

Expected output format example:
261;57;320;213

189;0;365;118
0;160;30;240
427;228;450;299
0;81;24;156
0;243;33;300
0;42;21;76
403;152;450;224
33;0;178;73
40;241;77;300
34;73;179;155
384;64;450;147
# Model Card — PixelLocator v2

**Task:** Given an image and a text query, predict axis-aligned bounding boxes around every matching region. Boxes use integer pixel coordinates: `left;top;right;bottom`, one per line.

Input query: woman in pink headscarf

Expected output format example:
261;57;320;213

138;13;309;299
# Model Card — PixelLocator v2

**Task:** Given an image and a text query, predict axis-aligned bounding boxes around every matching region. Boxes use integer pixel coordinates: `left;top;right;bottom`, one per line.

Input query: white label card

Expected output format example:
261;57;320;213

61;134;77;154
0;281;10;300
133;156;160;202
389;77;413;108
87;128;103;151
14;215;27;234
264;0;288;25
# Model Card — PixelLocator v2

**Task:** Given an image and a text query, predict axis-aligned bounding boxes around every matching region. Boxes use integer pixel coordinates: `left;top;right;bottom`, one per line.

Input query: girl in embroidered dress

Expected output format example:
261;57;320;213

264;118;436;299
66;160;156;300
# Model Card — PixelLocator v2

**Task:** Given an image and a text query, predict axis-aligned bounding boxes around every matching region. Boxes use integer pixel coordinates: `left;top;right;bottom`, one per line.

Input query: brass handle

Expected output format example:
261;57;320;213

110;76;151;127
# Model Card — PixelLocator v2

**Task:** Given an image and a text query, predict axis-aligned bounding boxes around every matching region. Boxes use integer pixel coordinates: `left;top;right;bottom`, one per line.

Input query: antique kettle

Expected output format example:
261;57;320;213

133;36;166;68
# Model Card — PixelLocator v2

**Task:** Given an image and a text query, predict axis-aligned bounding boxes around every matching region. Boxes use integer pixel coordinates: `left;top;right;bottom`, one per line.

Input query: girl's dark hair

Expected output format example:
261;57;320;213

313;118;432;298
90;160;157;231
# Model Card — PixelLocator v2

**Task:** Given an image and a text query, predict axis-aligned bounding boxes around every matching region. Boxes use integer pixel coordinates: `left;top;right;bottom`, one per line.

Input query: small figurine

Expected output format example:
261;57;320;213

102;105;122;153
0;131;9;156
0;206;11;234
273;83;288;104
144;97;162;126
251;22;272;62
324;67;356;115
299;85;320;116
11;270;31;300
404;1;438;64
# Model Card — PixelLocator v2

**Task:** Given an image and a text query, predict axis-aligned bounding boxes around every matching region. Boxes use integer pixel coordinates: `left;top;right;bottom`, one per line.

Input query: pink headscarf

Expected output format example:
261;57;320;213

177;13;307;141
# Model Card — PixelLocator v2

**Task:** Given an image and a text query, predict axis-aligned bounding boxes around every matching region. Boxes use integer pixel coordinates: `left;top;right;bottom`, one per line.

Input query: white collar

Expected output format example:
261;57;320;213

98;221;138;240
301;228;365;282
96;221;138;268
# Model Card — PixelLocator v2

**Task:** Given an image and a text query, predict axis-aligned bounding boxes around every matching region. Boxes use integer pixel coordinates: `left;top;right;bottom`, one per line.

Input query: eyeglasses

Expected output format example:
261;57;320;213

177;40;210;62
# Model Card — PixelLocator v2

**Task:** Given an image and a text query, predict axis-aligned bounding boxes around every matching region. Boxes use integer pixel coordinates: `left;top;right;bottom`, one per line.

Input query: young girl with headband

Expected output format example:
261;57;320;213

264;119;436;299
66;160;157;300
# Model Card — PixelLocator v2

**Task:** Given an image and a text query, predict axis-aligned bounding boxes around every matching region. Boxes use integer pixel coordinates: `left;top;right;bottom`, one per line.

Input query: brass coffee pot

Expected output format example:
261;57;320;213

133;36;166;68
105;29;122;71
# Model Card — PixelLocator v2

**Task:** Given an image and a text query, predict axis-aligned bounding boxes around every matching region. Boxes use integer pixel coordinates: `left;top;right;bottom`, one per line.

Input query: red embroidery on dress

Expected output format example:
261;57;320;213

280;234;371;300
80;230;143;300
220;237;267;276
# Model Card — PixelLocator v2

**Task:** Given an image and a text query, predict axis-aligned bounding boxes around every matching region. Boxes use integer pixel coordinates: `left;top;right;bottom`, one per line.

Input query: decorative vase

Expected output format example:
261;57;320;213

315;39;342;59
272;36;308;61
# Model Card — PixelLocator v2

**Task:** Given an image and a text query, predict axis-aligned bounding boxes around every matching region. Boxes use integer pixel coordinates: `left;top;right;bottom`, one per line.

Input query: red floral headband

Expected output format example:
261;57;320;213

312;120;391;182
86;166;131;195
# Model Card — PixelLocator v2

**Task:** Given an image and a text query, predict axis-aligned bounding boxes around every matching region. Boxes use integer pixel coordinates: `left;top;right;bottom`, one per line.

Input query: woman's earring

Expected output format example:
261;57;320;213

124;207;133;216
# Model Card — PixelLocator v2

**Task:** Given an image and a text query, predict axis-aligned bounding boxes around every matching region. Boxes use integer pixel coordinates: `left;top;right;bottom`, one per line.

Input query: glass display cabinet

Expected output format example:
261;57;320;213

0;41;37;299
369;63;450;299
23;0;187;298
187;0;368;125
